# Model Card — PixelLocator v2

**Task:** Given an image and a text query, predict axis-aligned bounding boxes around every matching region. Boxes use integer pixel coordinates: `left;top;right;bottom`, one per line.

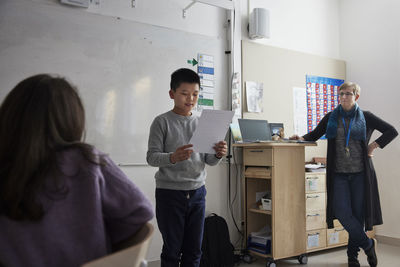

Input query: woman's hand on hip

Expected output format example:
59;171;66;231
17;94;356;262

367;141;380;157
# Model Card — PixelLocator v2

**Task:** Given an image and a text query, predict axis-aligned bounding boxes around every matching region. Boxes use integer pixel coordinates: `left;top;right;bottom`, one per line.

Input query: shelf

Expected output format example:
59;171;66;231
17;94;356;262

248;250;272;258
249;208;272;215
245;167;272;179
245;175;271;180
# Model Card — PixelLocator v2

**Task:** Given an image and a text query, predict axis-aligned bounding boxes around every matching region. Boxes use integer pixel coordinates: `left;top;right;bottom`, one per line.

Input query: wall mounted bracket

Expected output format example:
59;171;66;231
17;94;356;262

183;0;234;18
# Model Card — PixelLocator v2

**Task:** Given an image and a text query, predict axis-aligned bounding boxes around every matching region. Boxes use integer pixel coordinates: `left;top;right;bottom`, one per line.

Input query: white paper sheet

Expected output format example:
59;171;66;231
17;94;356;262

329;232;339;245
189;110;235;153
307;233;320;248
245;81;263;113
293;87;307;136
308;179;318;191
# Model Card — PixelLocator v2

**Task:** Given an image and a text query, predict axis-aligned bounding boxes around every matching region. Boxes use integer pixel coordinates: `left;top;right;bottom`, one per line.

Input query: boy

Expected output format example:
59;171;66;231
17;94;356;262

146;68;227;267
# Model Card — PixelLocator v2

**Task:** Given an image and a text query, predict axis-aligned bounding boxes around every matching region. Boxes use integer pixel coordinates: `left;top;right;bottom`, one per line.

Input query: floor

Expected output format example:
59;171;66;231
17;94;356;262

237;243;399;267
148;243;399;267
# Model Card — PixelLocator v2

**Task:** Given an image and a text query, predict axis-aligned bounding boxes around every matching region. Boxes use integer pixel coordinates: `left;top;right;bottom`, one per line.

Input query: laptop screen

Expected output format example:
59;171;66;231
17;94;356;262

238;119;271;142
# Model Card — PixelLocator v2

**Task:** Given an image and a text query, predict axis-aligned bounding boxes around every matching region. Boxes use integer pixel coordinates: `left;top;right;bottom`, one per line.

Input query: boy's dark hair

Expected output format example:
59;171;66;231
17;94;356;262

170;68;200;91
0;74;101;221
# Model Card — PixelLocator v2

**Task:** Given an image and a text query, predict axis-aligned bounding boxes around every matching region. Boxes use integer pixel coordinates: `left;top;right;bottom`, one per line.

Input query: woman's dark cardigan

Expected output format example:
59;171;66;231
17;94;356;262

303;110;398;230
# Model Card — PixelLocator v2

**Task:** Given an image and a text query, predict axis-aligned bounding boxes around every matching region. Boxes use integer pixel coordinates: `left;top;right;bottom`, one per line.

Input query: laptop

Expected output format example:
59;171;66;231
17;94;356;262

238;119;272;143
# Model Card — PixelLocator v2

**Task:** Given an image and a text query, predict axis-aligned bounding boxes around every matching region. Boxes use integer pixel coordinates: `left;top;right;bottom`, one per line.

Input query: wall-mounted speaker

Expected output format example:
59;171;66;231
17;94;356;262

249;8;270;39
60;0;90;8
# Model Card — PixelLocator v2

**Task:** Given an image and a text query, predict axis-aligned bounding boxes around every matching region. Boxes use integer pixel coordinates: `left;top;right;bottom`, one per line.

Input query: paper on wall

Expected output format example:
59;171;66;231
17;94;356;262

293;87;307;136
246;81;263;113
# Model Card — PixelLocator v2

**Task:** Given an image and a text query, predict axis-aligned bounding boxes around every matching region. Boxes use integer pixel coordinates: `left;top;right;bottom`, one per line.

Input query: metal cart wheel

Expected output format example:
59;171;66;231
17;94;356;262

243;253;253;264
265;257;276;267
298;254;308;264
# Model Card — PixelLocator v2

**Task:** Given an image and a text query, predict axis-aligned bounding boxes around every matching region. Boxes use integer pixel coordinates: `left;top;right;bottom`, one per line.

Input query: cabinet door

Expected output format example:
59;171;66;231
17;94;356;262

306;193;326;212
306;229;327;251
327;227;348;246
306;210;326;231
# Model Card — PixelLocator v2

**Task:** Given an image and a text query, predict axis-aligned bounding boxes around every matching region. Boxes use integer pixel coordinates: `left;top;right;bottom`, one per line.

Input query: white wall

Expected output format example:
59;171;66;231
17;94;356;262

240;0;341;160
339;0;400;239
241;0;341;59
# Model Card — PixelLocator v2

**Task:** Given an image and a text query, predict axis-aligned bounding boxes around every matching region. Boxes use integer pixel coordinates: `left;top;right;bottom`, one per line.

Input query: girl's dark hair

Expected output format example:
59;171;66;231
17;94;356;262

0;74;100;221
170;68;200;91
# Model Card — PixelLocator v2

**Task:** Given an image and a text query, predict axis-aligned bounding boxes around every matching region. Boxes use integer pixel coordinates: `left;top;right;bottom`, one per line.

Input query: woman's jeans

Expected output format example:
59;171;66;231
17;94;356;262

156;186;206;267
333;172;372;258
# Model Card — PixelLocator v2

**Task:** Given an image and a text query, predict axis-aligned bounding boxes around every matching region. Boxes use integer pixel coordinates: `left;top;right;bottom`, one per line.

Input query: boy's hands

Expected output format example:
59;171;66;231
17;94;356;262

213;141;227;159
170;141;227;163
170;144;193;164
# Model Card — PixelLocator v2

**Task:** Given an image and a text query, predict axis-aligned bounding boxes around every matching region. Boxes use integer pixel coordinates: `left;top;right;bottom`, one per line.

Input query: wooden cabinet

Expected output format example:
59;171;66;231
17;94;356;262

234;142;316;264
305;172;347;252
235;142;375;265
304;172;375;252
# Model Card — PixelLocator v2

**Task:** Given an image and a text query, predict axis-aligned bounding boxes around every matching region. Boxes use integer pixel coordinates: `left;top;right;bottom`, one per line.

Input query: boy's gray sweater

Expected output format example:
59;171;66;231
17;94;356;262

147;110;221;190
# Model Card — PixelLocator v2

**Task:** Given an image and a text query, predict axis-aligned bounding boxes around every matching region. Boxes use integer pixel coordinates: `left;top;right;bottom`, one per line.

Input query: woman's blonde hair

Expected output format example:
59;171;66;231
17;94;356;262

339;82;361;96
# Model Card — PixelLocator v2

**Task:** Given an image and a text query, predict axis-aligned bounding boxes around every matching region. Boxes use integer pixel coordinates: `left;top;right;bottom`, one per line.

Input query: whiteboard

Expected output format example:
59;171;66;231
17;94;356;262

0;1;227;164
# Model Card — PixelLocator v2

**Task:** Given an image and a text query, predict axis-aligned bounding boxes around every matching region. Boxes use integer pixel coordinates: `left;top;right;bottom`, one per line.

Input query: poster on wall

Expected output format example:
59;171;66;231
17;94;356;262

197;53;215;112
306;75;344;135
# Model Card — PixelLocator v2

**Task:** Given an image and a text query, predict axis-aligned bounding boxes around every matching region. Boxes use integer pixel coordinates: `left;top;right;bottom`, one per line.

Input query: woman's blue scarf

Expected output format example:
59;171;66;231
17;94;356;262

326;103;366;140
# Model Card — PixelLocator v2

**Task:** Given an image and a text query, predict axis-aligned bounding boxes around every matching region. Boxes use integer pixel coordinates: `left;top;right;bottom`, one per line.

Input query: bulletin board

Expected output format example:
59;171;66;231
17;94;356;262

241;41;346;159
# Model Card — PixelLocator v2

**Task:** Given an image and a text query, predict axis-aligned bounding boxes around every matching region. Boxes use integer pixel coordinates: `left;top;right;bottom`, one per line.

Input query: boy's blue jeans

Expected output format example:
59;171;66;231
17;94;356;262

333;172;372;259
156;186;206;267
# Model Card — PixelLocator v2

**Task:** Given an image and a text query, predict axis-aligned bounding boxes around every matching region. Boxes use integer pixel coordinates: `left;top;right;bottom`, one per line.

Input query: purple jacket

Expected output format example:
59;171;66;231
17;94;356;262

0;148;154;267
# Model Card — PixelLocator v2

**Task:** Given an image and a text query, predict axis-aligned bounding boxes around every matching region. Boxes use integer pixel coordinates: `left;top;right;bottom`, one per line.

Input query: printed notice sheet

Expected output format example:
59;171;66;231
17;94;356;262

293;87;307;136
307;233;320;248
189;110;235;154
329;231;339;245
245;81;263;113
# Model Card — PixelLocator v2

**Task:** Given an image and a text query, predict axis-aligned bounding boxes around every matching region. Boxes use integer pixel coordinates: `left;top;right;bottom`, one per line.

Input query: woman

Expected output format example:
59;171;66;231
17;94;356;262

291;82;397;267
0;74;154;267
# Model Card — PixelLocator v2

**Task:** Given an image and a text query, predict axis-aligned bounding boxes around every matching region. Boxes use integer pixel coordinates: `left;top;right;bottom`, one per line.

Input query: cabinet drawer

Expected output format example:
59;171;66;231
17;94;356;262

306;229;327;251
327;227;348;246
244;148;273;166
306;210;326;231
305;173;326;193
306;193;326;211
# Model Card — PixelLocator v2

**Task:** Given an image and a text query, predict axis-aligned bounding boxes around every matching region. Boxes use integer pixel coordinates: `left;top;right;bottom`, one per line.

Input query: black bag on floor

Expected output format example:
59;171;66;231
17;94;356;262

200;213;235;267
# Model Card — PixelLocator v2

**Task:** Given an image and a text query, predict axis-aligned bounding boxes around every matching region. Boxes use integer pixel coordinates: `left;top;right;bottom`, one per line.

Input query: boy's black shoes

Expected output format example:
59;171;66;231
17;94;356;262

348;257;360;267
365;238;378;267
